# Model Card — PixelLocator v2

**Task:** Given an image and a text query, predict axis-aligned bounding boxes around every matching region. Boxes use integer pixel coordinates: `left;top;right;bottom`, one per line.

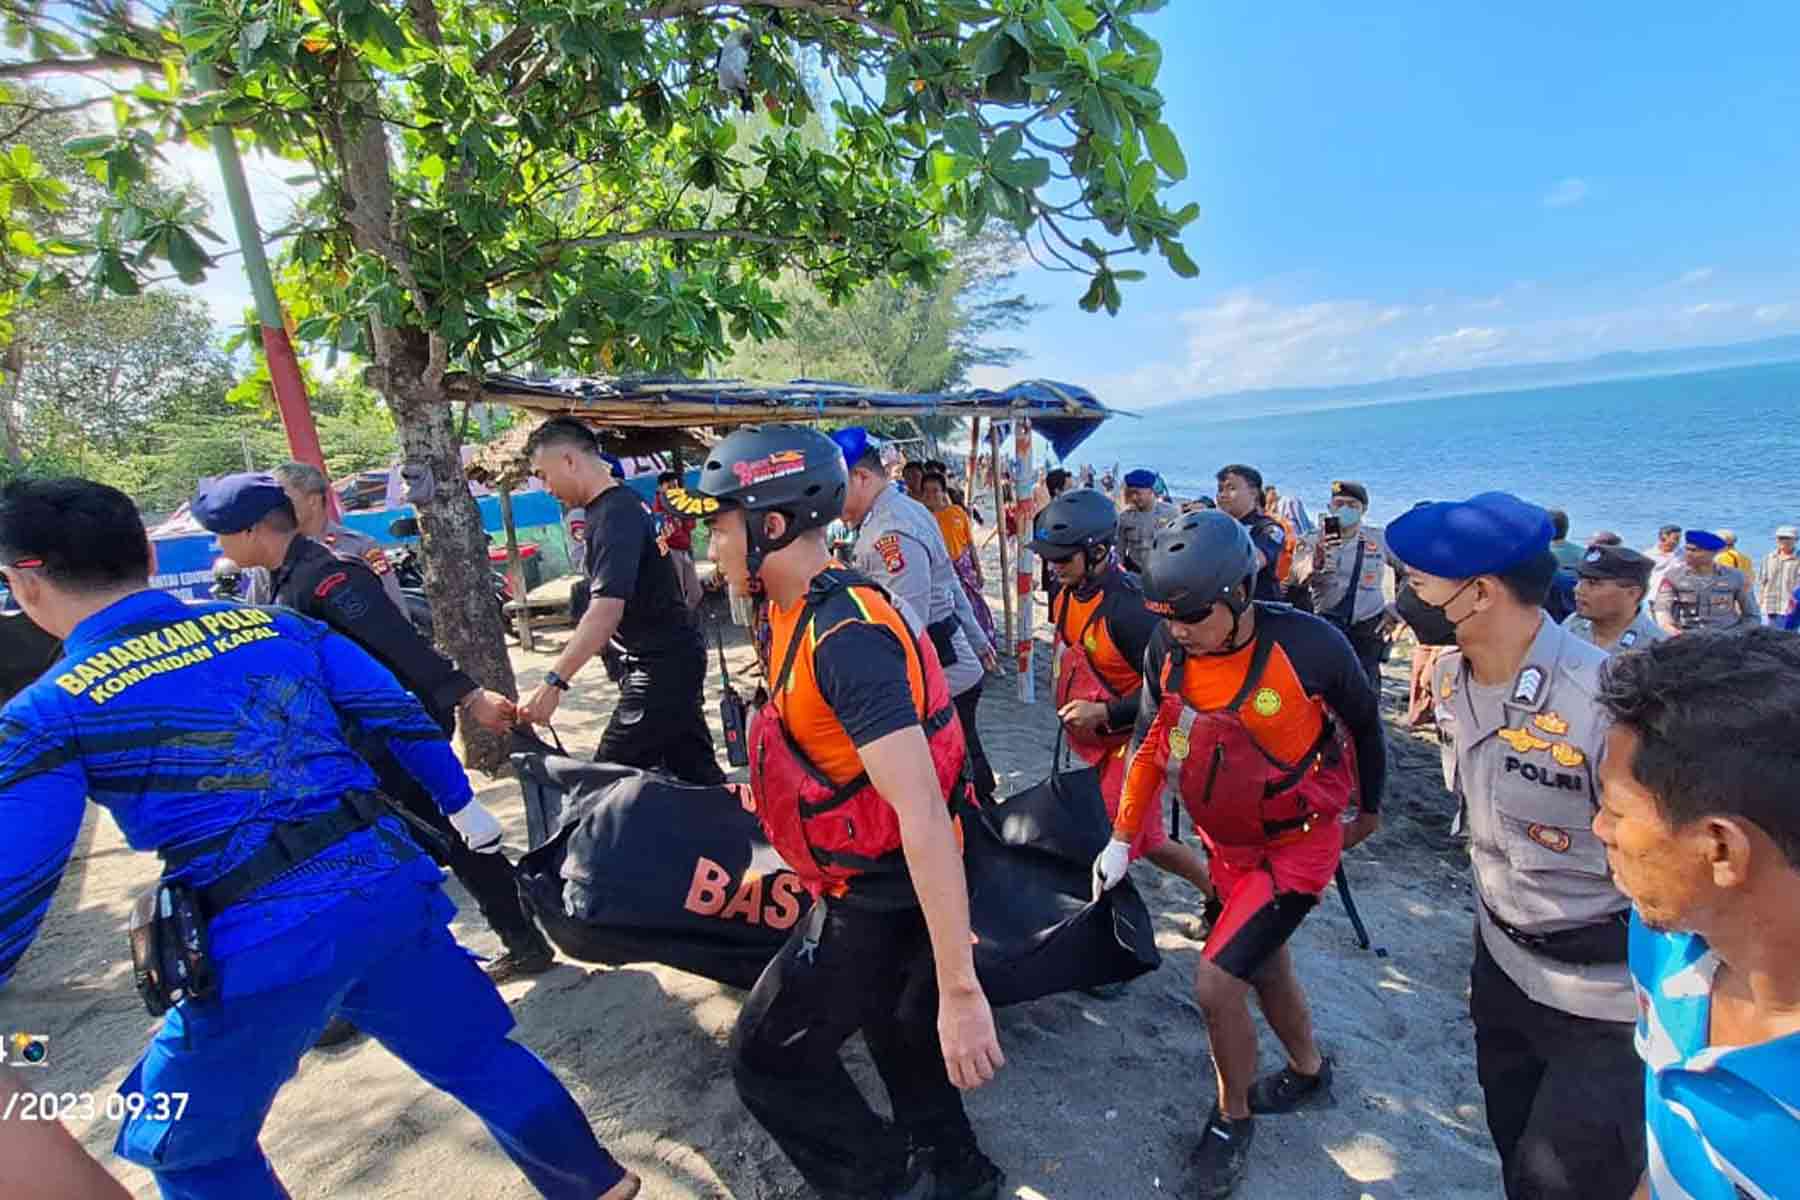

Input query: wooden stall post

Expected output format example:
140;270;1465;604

497;487;536;652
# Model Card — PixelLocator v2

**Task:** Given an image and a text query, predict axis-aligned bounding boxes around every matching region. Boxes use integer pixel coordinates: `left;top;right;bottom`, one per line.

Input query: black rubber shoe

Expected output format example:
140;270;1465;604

313;1016;360;1049
920;1140;1004;1200
1247;1055;1334;1115
484;943;555;983
1189;1106;1255;1199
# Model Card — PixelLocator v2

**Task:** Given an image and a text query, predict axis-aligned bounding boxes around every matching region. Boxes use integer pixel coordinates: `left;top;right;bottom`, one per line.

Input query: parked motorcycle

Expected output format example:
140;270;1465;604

386;517;513;642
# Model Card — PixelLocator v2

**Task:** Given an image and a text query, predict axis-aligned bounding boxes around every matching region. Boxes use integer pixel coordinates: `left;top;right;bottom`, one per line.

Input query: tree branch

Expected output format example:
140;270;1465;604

626;0;898;40
0;53;151;81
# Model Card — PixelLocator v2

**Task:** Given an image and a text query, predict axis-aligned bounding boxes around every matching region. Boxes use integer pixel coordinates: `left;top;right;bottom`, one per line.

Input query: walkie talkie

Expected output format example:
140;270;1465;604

715;624;750;767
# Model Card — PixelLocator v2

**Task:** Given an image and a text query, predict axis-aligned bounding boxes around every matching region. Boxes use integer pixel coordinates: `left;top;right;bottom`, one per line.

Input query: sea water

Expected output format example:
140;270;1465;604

1072;360;1800;562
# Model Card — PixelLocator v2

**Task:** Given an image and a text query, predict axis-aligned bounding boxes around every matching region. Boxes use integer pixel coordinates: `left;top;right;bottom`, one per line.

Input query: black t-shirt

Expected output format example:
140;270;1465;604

1132;603;1388;811
581;484;693;657
1243;512;1288;603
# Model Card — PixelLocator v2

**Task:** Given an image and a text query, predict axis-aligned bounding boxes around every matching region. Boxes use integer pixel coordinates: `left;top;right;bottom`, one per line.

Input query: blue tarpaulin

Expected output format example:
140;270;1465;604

479;375;1116;461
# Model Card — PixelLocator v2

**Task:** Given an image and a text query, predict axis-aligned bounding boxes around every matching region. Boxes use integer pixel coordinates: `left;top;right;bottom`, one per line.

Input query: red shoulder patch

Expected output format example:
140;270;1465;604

315;571;350;599
873;533;906;573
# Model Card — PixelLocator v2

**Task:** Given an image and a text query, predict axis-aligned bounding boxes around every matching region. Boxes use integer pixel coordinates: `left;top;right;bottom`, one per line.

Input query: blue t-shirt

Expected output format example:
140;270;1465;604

1630;914;1800;1199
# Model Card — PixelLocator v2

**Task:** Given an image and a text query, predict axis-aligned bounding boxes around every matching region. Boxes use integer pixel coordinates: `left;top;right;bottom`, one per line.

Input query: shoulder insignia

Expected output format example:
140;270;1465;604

873;532;906;574
569;517;587;543
1512;666;1545;706
1438;672;1455;701
315;571;350;599
1620;630;1639;648
363;547;391;575
1533;711;1569;735
1526;823;1572;853
1269;526;1285;545
1498;726;1552;753
1550;742;1585;768
322;531;337;546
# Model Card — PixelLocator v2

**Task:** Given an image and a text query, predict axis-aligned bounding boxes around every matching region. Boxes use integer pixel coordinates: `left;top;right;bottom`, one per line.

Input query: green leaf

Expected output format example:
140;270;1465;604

7;228;39;256
1145;121;1188;181
990;127;1023;163
1162;238;1199;278
1128;159;1156;207
418;154;446;183
942;115;980;158
62;135;113;157
1057;0;1101;33
1172;201;1201;228
993;154;1051;190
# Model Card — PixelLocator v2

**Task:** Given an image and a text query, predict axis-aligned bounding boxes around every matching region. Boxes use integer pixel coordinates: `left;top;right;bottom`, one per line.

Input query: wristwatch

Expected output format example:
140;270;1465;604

544;670;571;691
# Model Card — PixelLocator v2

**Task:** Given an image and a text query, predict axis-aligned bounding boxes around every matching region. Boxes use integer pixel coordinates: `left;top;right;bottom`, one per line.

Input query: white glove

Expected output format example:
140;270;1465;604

449;800;504;854
1091;839;1131;901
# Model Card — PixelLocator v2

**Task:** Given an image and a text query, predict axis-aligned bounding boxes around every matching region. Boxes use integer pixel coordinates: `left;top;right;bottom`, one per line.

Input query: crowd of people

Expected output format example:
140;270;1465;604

0;427;1794;1200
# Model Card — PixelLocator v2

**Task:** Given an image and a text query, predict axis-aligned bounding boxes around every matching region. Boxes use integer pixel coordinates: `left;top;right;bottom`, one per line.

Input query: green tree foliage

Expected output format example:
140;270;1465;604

3;0;1195;765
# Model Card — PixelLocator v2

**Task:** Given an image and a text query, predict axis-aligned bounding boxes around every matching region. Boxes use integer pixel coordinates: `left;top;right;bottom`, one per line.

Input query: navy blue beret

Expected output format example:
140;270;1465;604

1123;468;1157;488
1386;491;1555;579
600;453;625;480
1684;529;1725;552
191;473;291;534
830;427;877;468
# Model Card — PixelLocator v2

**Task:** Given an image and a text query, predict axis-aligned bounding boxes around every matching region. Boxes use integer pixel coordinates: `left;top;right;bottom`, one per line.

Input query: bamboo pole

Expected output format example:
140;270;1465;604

1013;416;1036;704
990;420;1013;664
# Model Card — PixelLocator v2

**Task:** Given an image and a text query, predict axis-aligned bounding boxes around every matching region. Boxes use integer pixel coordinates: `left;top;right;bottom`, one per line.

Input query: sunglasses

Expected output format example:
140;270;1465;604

1145;598;1218;624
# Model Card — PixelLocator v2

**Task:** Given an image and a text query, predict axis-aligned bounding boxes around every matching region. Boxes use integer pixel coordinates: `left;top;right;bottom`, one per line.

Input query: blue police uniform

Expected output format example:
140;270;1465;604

0;590;624;1200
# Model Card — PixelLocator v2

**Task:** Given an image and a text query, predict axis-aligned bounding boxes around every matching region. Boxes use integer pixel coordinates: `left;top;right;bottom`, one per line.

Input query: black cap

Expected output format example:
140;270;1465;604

1331;479;1369;506
1575;544;1653;588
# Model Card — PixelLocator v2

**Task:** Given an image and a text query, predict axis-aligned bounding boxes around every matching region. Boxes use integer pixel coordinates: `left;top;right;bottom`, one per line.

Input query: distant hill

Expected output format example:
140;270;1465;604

1135;333;1800;420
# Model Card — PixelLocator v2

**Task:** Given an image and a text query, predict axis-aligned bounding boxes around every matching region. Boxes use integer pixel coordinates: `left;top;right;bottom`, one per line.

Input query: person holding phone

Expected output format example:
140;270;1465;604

1301;481;1400;691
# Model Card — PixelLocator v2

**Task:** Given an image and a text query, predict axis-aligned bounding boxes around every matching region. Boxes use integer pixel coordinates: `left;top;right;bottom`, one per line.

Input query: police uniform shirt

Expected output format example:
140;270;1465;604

852;484;986;699
270;535;475;727
1652;562;1762;632
581;483;695;658
0;590;467;988
1564;609;1665;654
1115;501;1176;571
245;521;404;609
1303;524;1392;624
1433;617;1634;1022
1241;511;1289;603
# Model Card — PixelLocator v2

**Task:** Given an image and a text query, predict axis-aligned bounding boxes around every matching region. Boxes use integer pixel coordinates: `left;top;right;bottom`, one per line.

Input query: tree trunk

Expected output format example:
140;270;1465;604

370;325;518;774
2;341;27;465
326;55;517;773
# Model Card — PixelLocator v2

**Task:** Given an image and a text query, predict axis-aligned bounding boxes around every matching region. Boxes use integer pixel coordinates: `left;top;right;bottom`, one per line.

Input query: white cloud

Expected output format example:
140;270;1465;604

1542;178;1589;209
1674;267;1716;287
1078;283;1800;409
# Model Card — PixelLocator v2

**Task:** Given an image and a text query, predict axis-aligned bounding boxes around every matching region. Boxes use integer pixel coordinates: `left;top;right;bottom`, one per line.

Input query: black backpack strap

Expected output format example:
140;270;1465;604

1329;538;1367;628
1223;625;1278;713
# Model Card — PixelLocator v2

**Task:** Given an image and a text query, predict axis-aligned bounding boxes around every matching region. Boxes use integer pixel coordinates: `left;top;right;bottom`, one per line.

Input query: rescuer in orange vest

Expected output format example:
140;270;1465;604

668;424;1005;1200
1030;488;1214;896
1092;511;1387;1199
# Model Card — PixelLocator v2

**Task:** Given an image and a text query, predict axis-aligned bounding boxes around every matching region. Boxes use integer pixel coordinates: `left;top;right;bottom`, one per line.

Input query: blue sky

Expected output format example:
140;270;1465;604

968;2;1800;403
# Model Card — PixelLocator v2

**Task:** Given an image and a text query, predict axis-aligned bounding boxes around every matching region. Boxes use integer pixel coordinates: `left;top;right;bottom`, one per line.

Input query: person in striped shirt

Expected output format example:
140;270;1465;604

1592;627;1800;1200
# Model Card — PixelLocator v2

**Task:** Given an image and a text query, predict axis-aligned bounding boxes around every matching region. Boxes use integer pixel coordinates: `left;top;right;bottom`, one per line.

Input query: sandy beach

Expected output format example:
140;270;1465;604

15;551;1508;1199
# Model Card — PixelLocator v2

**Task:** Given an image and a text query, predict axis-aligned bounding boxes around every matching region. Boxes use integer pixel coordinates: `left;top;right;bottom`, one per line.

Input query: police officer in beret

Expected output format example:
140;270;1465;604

1388;492;1643;1200
1652;529;1761;636
1116;468;1176;573
192;474;557;991
241;462;405;610
1566;545;1664;654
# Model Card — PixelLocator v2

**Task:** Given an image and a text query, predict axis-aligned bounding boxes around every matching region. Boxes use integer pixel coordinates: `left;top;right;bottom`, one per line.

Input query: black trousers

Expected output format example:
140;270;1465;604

594;639;726;786
954;681;996;803
1469;936;1645;1200
371;753;547;956
731;901;974;1200
1346;627;1385;695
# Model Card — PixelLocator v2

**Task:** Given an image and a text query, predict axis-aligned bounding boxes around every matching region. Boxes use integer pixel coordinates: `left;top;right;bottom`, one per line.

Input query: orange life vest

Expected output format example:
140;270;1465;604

1119;631;1357;848
1051;583;1139;768
748;569;970;902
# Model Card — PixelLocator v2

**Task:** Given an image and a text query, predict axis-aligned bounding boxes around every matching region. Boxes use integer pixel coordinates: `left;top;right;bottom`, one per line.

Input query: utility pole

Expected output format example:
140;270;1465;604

182;7;337;516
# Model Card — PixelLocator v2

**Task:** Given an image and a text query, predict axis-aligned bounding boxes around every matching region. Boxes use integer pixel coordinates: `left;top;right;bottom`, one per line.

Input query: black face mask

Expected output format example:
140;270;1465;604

1396;579;1473;646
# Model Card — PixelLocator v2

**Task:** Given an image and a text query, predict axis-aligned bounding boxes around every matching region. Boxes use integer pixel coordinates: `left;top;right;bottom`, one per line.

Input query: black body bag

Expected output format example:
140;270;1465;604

509;732;1159;1000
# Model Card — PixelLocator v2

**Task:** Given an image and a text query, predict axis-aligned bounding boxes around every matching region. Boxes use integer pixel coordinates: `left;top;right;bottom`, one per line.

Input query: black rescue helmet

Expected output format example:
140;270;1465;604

1143;510;1260;621
666;424;847;569
1028;488;1117;559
